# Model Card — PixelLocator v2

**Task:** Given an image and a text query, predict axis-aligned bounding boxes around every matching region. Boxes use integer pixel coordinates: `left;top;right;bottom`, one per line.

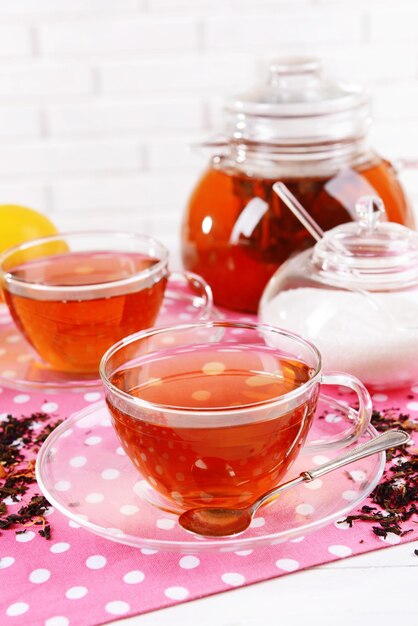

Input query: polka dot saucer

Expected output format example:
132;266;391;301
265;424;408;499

36;400;385;553
0;278;215;392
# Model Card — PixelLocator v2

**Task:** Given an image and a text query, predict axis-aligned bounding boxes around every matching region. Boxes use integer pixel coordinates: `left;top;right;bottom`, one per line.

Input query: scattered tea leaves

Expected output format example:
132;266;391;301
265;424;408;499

0;411;62;539
339;408;418;539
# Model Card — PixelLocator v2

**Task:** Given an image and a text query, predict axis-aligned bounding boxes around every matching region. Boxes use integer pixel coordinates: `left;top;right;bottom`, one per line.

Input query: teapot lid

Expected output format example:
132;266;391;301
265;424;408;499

224;57;370;145
312;196;418;288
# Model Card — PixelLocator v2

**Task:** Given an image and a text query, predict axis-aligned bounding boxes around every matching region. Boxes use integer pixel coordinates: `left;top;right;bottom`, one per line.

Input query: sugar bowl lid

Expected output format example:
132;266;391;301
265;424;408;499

224;57;370;145
312;196;418;288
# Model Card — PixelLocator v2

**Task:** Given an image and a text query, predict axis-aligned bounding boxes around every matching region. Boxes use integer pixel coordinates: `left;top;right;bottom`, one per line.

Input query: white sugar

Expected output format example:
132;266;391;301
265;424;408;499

260;287;418;387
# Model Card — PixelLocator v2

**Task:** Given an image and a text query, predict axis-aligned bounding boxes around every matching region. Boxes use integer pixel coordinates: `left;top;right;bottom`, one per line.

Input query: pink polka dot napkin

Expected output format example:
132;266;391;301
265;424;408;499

0;382;417;626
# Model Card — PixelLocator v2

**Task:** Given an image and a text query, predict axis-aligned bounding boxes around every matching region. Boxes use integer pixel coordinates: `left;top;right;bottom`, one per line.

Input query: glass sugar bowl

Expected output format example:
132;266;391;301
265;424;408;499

181;57;415;313
259;196;418;388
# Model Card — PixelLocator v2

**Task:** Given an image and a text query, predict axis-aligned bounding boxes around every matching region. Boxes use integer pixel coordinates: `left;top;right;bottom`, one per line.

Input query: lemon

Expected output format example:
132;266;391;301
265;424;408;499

0;204;58;253
0;205;60;300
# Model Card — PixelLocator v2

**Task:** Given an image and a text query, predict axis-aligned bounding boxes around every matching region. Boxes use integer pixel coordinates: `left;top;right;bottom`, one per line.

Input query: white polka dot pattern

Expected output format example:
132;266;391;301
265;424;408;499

15;531;35;543
6;602;29;616
45;617;69;626
164;586;189;600
296;503;315;516
328;544;353;557
54;481;71;492
65;586;88;600
0;318;413;626
13;394;30;404
50;543;70;554
275;559;299;572
120;504;139;515
69;456;87;468
380;532;401;545
156;519;176;530
105;601;130;615
179;556;200;569
84;392;102;402
101;468;120;480
85;492;104;503
372;393;388;402
29;568;51;583
221;572;246;586
85;555;107;570
123;570;145;584
42;402;59;413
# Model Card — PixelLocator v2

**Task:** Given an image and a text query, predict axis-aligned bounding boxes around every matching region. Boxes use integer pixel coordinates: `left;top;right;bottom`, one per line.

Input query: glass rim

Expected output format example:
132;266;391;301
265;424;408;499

0;230;169;296
99;320;323;417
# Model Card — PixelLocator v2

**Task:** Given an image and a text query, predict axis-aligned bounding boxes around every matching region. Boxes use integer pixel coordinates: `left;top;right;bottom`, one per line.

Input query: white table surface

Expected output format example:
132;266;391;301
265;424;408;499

113;540;418;626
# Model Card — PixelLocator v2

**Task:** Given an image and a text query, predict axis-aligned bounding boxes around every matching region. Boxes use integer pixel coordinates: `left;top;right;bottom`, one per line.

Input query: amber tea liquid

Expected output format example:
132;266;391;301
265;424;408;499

107;346;318;509
182;158;413;312
3;251;167;373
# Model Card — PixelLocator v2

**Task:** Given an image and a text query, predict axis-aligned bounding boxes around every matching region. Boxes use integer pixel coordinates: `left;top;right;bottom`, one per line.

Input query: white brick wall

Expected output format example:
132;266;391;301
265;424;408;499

0;107;41;138
46;99;204;135
0;24;32;57
370;6;418;42
0;0;417;261
0;140;142;176
38;16;199;56
98;54;256;94
203;11;366;50
0;63;94;98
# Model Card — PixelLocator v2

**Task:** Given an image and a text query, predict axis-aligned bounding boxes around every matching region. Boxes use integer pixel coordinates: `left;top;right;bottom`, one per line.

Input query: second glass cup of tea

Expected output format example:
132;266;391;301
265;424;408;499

100;321;372;512
0;231;213;378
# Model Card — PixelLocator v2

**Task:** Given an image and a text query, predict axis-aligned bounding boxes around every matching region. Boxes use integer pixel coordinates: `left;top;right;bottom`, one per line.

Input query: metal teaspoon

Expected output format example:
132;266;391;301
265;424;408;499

178;429;410;538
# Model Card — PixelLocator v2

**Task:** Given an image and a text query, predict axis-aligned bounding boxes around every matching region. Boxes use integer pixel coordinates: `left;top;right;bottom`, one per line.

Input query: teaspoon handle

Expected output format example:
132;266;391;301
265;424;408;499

302;430;409;481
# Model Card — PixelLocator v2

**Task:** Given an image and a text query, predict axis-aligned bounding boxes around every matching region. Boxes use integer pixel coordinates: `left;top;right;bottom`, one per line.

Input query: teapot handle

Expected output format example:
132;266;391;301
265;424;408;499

392;157;418;172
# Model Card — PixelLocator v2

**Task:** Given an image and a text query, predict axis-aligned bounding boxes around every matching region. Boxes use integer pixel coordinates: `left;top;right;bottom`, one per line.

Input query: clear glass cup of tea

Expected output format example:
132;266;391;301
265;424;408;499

100;321;372;512
0;231;213;378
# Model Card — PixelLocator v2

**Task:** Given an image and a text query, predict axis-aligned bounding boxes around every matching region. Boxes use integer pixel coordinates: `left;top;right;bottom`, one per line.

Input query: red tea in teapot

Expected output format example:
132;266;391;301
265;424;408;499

182;158;412;312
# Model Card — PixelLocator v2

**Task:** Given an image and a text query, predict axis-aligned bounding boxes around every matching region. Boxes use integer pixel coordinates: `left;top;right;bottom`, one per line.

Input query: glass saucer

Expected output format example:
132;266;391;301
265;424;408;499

36;399;385;553
0;275;216;392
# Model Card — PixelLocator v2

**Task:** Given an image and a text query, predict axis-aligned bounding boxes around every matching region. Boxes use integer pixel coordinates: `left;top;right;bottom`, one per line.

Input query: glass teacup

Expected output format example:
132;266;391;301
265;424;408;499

100;321;372;511
0;231;212;377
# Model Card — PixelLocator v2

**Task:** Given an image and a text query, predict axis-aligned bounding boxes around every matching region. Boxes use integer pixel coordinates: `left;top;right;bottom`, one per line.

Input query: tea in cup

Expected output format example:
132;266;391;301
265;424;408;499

0;232;212;375
100;321;372;511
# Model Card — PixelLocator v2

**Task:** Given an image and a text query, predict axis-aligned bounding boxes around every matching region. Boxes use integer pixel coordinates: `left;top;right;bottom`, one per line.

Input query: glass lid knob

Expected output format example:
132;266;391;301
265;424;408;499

355;195;386;233
268;57;322;99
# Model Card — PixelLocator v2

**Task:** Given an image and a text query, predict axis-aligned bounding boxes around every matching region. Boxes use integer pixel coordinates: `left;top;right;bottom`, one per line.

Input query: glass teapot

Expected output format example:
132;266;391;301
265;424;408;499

259;196;418;388
181;57;415;313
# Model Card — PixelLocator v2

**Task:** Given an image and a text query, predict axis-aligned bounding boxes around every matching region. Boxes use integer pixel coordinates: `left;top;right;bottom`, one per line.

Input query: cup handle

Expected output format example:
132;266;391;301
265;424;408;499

164;270;214;321
305;371;373;451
